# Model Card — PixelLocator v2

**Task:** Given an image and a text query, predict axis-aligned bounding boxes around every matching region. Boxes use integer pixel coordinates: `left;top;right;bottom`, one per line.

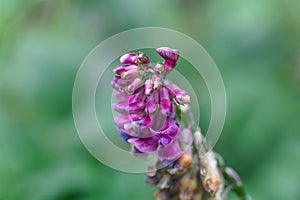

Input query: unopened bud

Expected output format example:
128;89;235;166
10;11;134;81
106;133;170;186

138;52;150;64
145;79;154;96
127;78;143;94
120;53;138;64
155;63;165;73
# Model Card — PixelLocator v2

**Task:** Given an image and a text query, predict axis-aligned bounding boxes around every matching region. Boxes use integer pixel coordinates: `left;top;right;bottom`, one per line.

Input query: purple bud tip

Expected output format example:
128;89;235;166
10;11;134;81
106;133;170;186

120;53;138;64
156;47;179;63
158;139;183;161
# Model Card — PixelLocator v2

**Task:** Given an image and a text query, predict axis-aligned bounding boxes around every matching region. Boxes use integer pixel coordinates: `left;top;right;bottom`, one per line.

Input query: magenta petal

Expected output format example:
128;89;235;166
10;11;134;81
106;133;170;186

158;139;183;161
128;89;145;104
163;60;176;68
166;83;186;97
149;108;167;132
113;114;131;129
159;87;171;115
132;146;143;154
112;102;129;113
166;125;180;137
145;90;159;114
145;100;158;114
142;114;152;127
114;91;128;101
133;136;159;153
129;113;152;130
120;53;138;64
156;47;179;62
145;79;154;96
113;75;132;86
121;68;138;80
152;74;162;89
127;78;143;94
166;83;190;104
159;136;172;146
128;99;146;113
114;66;127;74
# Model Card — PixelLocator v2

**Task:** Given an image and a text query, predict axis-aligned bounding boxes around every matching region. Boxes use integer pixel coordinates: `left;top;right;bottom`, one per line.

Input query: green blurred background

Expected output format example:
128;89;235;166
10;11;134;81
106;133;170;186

1;0;300;199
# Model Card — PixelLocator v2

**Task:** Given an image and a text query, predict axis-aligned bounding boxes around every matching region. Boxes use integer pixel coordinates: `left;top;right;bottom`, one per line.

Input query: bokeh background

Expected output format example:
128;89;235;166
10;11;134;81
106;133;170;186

1;0;300;199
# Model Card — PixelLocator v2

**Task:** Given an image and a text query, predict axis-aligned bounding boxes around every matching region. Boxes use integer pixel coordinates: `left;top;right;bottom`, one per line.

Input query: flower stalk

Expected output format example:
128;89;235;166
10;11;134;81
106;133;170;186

111;47;250;200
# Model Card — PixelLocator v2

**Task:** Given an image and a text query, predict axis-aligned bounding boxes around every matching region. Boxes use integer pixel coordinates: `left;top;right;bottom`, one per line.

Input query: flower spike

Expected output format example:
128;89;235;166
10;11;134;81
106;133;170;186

111;48;249;200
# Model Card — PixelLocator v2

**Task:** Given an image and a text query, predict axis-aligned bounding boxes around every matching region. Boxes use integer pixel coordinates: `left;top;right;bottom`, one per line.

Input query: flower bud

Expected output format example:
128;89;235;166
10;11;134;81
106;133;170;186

152;74;162;89
121;68;139;80
128;99;146;113
159;87;171;115
128;89;145;104
127;78;144;94
138;52;150;64
145;79;154;96
113;114;131;129
114;66;127;74
120;53;138;64
112;102;129;113
145;90;159;114
156;47;179;63
154;63;165;73
166;83;190;104
114;91;128;101
111;80;125;93
112;75;132;86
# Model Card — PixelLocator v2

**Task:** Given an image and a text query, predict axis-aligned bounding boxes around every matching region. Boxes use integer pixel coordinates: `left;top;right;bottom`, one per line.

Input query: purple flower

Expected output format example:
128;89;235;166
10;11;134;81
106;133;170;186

158;138;183;161
128;136;159;153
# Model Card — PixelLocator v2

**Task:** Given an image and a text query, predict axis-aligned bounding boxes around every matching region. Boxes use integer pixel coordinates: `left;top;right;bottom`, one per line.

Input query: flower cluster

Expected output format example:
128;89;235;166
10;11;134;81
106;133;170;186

111;47;249;200
112;47;191;163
